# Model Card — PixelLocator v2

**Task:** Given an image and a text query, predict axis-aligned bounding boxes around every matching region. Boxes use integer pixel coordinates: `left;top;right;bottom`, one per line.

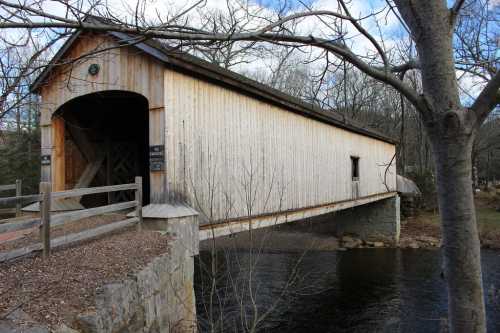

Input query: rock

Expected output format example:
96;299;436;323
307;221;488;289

75;312;99;333
342;236;355;243
0;309;49;333
481;239;497;249
364;241;384;247
409;242;419;249
416;236;439;246
342;237;362;248
52;324;80;333
5;309;34;322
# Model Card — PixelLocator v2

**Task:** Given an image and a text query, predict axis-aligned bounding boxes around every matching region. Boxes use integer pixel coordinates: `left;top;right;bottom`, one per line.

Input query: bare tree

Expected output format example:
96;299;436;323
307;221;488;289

1;0;499;330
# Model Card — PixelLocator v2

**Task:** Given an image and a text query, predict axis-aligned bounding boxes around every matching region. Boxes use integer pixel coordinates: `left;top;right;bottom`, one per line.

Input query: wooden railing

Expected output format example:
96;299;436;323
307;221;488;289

0;179;22;216
0;177;143;262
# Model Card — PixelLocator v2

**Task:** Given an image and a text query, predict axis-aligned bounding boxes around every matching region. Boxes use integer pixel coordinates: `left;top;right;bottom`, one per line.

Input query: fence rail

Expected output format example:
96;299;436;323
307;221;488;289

0;179;22;216
0;184;16;191
0;177;143;262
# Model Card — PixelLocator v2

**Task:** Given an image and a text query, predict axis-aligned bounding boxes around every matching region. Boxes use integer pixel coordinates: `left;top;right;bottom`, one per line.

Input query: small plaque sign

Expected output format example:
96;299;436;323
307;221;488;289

149;145;165;171
41;155;51;166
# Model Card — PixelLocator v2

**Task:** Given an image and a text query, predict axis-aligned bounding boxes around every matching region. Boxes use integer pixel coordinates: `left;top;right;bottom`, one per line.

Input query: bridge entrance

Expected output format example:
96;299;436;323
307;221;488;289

52;90;150;207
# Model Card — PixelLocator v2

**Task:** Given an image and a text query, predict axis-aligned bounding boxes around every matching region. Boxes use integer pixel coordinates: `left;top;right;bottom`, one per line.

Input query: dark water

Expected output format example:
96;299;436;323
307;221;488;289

194;247;500;332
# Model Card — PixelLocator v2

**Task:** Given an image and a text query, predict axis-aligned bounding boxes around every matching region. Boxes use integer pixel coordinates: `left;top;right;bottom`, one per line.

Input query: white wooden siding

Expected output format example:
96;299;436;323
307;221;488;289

164;70;397;221
37;33;396;217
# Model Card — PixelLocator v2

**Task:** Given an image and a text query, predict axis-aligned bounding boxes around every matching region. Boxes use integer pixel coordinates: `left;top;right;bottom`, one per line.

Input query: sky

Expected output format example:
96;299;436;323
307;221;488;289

2;0;499;105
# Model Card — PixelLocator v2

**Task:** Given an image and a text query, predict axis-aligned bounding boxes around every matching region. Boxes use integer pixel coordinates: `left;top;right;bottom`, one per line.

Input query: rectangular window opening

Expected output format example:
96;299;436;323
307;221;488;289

351;156;360;181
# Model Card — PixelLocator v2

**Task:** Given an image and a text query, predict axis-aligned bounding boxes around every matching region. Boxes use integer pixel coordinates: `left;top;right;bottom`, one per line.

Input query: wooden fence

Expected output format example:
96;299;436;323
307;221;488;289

0;177;143;262
0;179;22;216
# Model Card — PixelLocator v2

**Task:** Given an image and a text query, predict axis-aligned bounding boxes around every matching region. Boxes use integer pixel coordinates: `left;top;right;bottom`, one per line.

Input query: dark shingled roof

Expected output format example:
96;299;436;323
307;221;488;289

31;29;397;145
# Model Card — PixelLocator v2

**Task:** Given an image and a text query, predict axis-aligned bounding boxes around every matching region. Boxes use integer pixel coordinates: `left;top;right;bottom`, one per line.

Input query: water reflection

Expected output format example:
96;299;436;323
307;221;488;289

195;245;500;332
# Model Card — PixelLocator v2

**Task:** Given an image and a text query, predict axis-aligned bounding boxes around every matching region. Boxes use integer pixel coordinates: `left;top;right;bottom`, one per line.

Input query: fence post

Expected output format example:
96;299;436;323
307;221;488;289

135;176;143;231
15;179;22;217
40;182;52;258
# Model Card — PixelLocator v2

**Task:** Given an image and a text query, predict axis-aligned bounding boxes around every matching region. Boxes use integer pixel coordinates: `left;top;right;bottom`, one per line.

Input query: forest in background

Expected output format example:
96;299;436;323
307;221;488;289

1;45;499;198
0;0;498;199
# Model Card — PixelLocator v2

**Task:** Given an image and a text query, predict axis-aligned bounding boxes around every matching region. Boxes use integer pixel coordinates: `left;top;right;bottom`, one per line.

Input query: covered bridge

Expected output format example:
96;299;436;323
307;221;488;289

30;30;399;243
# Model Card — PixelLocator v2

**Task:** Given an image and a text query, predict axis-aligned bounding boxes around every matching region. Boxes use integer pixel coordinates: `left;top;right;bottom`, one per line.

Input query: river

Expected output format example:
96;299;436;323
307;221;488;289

194;230;500;332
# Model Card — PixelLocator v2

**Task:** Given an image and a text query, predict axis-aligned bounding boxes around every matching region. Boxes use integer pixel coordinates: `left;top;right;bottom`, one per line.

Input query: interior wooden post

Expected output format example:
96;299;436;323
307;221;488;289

52;117;66;191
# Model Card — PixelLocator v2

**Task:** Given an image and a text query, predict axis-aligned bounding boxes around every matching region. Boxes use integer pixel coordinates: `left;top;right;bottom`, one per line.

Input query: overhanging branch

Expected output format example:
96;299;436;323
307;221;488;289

450;0;466;26
471;70;500;123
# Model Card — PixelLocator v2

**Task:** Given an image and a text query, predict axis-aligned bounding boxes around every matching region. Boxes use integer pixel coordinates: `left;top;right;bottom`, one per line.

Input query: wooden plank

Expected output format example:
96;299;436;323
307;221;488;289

66;119;107;192
0;217;40;233
0;184;16;192
74;154;105;189
52;117;65;191
164;69;398;221
0;194;42;206
65;115;98;162
0;208;16;215
15;180;22;217
0;243;42;262
40;125;52;182
50;201;137;227
0;217;139;263
149;106;166;203
51;217;138;248
135;176;143;230
40;182;52;258
51;183;137;199
38;34;164;129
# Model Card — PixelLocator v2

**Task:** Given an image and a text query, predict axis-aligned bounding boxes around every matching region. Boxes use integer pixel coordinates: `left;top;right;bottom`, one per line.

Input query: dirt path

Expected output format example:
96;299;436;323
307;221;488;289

0;224;170;330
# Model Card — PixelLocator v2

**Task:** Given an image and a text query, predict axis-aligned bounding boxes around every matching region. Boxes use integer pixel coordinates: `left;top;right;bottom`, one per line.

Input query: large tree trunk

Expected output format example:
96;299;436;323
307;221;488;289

393;2;488;331
431;129;486;332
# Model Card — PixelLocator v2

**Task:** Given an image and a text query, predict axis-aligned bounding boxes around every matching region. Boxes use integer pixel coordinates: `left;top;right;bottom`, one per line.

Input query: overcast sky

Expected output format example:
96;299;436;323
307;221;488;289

2;0;498;104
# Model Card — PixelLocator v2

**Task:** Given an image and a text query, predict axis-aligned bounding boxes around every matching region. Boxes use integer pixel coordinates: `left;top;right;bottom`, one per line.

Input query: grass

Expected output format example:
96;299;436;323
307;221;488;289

425;206;499;230
415;191;500;242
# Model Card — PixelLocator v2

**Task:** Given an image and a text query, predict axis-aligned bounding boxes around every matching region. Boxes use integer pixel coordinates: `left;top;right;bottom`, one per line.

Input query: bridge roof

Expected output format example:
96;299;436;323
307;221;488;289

31;29;397;145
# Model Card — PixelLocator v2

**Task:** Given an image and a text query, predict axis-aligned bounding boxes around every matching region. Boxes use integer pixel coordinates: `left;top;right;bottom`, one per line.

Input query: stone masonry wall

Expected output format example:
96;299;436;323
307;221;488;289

75;216;199;333
333;196;400;245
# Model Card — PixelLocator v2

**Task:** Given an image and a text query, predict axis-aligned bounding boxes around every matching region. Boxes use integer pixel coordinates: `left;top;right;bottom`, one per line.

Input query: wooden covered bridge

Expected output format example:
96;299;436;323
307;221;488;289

30;29;400;244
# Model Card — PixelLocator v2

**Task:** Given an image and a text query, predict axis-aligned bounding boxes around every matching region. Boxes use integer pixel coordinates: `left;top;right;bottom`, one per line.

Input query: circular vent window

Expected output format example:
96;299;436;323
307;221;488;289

88;63;100;76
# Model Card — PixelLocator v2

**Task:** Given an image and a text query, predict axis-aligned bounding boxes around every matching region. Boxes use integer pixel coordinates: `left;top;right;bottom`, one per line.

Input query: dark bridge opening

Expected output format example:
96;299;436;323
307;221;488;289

54;90;150;207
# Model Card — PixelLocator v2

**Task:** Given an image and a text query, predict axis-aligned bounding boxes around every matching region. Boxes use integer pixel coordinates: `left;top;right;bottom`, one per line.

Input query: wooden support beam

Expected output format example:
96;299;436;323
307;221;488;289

15;179;22;217
149;106;166;203
52;117;65;191
40;124;52;182
74;154;105;189
65;116;107;192
40;182;52;258
65;114;97;162
135;176;143;230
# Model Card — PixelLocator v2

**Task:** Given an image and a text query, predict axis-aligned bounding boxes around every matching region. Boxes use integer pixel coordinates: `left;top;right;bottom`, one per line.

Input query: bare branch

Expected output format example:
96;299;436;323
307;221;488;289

471;69;500;123
450;0;466;25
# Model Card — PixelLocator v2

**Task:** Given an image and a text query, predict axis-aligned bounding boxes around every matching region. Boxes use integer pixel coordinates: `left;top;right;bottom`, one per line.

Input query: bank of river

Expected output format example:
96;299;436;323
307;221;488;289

195;230;500;332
